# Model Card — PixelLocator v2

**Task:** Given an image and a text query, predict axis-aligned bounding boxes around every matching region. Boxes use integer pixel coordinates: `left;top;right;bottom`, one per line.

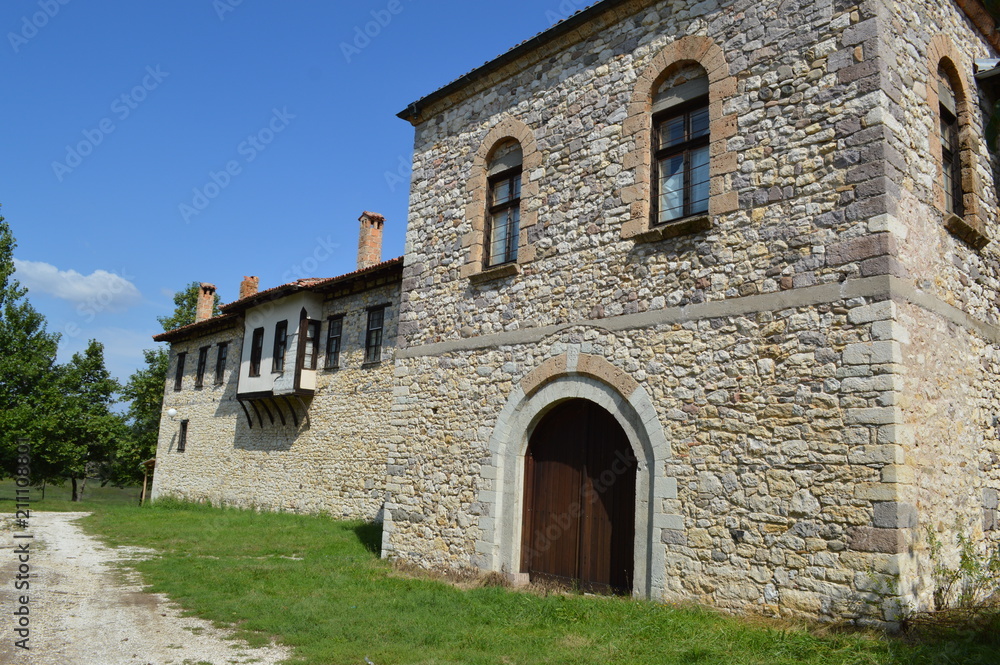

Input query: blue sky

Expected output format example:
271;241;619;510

0;0;592;382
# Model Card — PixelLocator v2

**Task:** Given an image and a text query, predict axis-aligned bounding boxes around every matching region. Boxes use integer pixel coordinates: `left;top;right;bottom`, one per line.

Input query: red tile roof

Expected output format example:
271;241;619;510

154;257;404;342
218;256;404;314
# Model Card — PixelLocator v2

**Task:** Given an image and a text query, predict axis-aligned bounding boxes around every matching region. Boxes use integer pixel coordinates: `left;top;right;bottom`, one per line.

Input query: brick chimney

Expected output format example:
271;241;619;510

195;283;216;323
357;211;385;270
239;276;259;299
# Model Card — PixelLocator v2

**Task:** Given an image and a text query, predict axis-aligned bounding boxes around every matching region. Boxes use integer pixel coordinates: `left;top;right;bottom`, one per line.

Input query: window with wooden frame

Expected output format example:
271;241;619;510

301;319;321;370
939;69;964;218
653;100;710;224
365;306;386;364
174;352;186;391
195;346;209;388
249;327;264;377
651;69;710;225
485;140;522;267
325;315;343;369
177;419;188;452
214;342;228;385
272;320;288;373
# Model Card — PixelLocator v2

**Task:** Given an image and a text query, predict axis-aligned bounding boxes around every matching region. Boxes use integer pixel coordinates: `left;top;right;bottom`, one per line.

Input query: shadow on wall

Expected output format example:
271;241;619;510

232;414;303;451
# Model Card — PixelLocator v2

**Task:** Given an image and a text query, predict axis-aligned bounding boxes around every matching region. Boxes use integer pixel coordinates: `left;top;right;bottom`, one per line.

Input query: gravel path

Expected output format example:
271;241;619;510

1;511;292;665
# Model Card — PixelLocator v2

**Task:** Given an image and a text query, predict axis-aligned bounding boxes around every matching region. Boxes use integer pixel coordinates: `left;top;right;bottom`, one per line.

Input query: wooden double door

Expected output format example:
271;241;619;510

521;399;637;594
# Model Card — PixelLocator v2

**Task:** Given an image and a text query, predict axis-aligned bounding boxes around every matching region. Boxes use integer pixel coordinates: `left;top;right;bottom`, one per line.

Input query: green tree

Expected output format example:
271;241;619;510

37;340;125;500
157;281;220;332
0;211;62;480
114;347;169;485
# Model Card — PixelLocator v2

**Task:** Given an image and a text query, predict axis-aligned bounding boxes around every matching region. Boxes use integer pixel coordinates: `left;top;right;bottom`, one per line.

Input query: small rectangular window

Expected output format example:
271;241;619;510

215;342;228;385
326;315;343;369
174;352;186;391
304;320;321;370
272;320;288;372
365;307;386;364
177;420;188;452
249;328;264;377
195;346;209;388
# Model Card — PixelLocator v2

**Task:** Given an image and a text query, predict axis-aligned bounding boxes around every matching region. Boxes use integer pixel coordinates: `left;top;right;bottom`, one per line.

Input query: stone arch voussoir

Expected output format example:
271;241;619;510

480;352;677;600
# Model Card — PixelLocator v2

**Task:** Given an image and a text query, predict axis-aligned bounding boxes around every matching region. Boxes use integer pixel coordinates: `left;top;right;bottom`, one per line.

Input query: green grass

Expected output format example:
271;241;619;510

71;500;999;665
0;478;141;512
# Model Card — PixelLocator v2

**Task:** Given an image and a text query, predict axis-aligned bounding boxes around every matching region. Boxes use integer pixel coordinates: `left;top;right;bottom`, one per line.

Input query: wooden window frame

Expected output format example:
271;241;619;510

940;103;964;218
177;419;188;452
298;318;321;371
272;320;288;373
173;352;186;391
249;327;264;377
484;167;522;268
325;315;344;369
651;96;710;226
214;342;228;385
364;306;386;364
195;346;209;389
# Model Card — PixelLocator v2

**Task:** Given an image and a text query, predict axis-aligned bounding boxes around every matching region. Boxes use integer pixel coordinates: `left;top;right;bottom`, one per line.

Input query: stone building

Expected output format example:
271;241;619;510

150;212;402;520
383;0;1000;624
149;0;1000;624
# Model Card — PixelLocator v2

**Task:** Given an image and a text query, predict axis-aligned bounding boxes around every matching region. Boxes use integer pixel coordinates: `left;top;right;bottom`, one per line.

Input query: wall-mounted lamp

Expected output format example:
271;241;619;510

167;408;179;420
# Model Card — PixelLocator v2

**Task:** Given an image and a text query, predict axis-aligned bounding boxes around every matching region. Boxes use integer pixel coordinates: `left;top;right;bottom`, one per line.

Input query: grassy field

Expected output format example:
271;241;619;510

66;500;998;665
0;478;140;512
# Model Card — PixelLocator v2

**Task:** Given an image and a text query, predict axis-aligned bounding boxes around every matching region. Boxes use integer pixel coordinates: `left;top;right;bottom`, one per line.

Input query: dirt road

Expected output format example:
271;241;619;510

1;511;292;665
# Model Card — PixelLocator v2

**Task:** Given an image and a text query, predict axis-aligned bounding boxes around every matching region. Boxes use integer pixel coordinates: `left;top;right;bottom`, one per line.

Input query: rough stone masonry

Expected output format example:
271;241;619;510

384;0;1000;626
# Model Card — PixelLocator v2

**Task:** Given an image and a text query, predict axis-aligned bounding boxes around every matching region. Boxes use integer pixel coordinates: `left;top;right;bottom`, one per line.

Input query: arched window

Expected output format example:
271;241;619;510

938;66;964;218
462;116;541;280
620;36;737;242
652;66;710;224
485;140;523;267
925;37;988;249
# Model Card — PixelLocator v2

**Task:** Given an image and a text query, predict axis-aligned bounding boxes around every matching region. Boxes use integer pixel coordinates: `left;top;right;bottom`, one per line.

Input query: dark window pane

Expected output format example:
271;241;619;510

326;317;343;369
250;328;264;377
215;343;228;384
690;108;710;139
940;104;963;217
272;321;288;372
174;353;186;391
365;307;385;364
658;115;686;150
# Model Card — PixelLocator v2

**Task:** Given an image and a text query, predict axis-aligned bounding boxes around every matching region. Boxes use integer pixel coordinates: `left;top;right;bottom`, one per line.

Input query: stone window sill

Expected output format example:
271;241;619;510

468;262;520;285
945;213;989;250
630;215;711;244
361;360;383;369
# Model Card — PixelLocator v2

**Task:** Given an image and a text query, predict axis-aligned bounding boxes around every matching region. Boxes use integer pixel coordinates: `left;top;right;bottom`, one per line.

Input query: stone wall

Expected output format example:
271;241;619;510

388;0;1000;624
151;281;400;520
388;291;917;622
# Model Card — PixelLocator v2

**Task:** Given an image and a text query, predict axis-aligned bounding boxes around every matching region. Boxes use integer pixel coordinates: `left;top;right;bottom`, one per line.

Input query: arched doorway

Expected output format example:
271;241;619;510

521;399;637;593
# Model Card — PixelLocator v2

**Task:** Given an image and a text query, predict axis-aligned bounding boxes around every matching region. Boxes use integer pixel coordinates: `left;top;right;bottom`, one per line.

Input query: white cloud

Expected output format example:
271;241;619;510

13;259;142;312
